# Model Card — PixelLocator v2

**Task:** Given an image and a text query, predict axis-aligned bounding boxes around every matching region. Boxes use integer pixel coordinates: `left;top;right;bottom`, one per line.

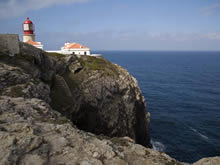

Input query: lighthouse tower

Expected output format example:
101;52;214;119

23;17;35;42
22;17;43;49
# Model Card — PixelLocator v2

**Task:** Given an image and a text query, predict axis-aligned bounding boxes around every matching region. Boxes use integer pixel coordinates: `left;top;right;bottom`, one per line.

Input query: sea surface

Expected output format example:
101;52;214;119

93;51;220;163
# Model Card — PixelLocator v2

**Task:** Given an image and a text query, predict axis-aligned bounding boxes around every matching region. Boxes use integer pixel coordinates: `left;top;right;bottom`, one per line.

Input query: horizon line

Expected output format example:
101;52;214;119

91;50;220;52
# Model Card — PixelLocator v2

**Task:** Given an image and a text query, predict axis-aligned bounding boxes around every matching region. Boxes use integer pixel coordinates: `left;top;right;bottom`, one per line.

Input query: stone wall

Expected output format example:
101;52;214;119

0;34;20;56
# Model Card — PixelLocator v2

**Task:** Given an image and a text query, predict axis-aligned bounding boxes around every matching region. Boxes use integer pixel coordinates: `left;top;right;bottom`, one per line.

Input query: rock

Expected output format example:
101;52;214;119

21;154;46;165
0;63;30;92
1;35;151;147
0;96;183;165
50;75;73;111
0;34;20;56
2;34;211;164
0;63;50;103
51;55;151;147
19;42;56;83
193;157;220;165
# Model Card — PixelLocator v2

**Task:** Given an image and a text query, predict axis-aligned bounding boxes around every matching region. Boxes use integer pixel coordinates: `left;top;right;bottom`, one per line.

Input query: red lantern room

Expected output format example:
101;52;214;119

23;17;34;34
23;17;35;42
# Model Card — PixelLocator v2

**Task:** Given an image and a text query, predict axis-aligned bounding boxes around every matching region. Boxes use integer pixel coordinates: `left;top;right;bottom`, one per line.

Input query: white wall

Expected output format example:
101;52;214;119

35;44;44;50
61;48;91;55
23;34;35;42
73;50;90;55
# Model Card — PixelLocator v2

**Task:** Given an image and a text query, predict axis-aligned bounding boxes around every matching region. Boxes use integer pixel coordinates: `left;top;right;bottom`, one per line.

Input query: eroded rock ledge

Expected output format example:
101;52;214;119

0;96;181;165
50;54;151;148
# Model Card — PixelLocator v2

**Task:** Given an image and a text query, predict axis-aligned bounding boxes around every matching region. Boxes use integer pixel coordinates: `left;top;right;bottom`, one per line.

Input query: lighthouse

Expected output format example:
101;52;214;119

23;17;35;42
22;17;43;49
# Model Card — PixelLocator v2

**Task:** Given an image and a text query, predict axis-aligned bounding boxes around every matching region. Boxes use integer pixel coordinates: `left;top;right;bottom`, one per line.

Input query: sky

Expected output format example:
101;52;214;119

0;0;220;51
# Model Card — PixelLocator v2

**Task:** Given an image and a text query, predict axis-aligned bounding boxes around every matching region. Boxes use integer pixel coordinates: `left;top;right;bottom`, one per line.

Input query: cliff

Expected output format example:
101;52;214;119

50;53;151;148
0;34;219;165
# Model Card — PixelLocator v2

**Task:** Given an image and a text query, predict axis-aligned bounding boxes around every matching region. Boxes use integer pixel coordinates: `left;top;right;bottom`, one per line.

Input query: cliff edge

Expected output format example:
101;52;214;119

50;53;151;148
0;34;219;165
0;34;177;165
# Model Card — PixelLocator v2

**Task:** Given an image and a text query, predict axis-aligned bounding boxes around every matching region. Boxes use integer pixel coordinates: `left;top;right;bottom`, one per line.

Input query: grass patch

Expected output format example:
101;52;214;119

77;56;119;77
46;52;66;60
78;56;108;70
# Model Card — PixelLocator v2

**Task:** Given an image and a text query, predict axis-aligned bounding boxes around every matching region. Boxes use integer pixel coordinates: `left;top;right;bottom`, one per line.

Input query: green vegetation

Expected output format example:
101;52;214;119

77;56;119;77
46;52;66;60
50;55;121;113
78;56;109;70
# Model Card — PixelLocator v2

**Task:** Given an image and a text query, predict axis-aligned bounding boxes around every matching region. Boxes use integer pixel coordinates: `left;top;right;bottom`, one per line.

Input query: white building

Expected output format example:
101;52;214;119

22;18;93;55
60;42;91;55
26;40;44;49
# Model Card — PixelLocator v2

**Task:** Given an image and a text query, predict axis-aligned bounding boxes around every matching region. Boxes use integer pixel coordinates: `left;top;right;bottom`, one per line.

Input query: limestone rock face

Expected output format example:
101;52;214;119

193;157;220;165
1;39;151;146
19;42;56;82
1;36;215;165
51;55;151;147
0;96;182;165
0;62;50;103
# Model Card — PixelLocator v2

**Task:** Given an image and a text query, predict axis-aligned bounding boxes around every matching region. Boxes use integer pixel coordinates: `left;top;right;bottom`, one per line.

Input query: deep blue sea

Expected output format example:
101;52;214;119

94;51;220;163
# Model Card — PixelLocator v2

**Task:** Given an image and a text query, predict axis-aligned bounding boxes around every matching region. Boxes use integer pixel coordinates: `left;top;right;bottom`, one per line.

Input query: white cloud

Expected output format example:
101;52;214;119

149;32;220;42
35;31;220;50
204;33;220;40
0;0;91;19
201;2;220;16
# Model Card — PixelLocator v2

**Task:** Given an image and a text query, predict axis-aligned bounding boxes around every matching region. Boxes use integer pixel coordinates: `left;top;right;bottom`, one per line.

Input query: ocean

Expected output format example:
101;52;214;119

94;51;220;163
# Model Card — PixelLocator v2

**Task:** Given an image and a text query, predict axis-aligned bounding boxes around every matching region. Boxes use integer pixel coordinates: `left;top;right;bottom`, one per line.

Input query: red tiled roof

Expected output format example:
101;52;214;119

64;43;87;49
26;40;40;46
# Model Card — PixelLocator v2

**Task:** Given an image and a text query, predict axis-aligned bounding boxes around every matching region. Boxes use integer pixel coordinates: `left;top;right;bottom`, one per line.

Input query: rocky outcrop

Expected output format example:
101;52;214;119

0;36;180;164
0;96;182;165
0;34;219;165
50;55;151;147
0;62;51;102
192;157;220;165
